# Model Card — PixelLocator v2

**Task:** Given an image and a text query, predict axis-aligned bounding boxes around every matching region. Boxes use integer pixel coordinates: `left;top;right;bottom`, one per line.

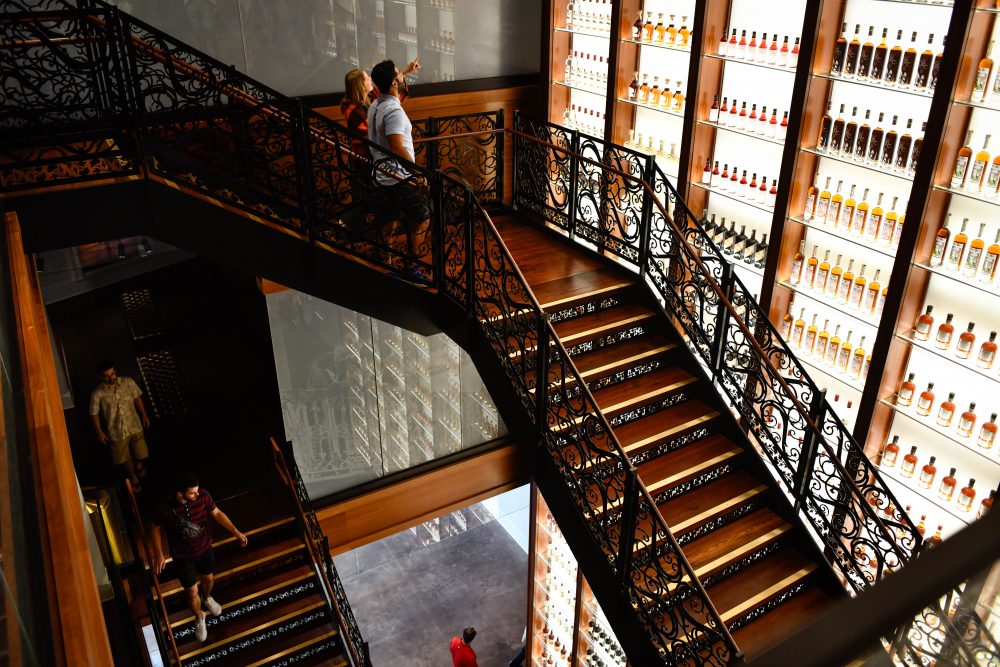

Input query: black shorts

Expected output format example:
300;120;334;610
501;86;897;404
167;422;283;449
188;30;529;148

174;548;215;589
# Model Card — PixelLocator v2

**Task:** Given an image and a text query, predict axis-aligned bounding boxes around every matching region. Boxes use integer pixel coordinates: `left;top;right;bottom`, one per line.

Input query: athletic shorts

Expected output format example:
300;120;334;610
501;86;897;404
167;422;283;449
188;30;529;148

109;431;148;465
174;548;215;589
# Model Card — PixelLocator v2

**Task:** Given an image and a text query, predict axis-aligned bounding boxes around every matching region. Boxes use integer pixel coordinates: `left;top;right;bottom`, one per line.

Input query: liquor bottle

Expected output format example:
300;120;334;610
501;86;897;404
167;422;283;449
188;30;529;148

838;259;855;304
781;303;794;338
792;308;807;347
914;305;934;340
894;119;914;172
919;455;937;489
851;187;871;237
701;158;712;184
935;313;955;349
871;28;889;80
842;108;859;159
815;176;834;222
946;218;969;272
850;336;866;379
928;526;943;548
678;17;691;48
815;250;832;293
826;253;844;299
881;116;899;168
825;324;842;367
966;134;992;192
936;391;957;427
791;37;800;68
836;330;854;373
885;29;904;85
708;95;720;122
778;35;790;67
931;36;946;90
804;173;820;218
985;150;1000;199
654;13;666;43
728;28;738;56
790;240;806;284
951;130;973;188
804;314;819;354
881;197;900;244
733;225;748;259
899;31;919;87
628;72;639;100
915;382;935;416
754;233;768;268
757;105;769;135
974;40;995;101
930;214;951;267
965;223;988;278
815;319;831;360
831;22;849;75
803;245;820;287
875;286;888;319
978;331;998;368
957;402;978;437
855;112;872;161
868;113;886;165
743;229;757;264
737;29;748;58
632;11;643;41
980;414;998;449
909;122;926;174
710;161;722;188
916;515;927;537
672;82;685;111
830;104;847;152
939;467;958;501
639;74;650;103
642;12;654;41
649;77;662;106
827;180;845;226
723;219;738;253
844;24;862;77
817;102;833;150
857;26;875;78
849;264;868;309
955;322;978;360
915;34;935;89
897;372;917;406
778;111;789;142
757;33;769;63
862;269;881;315
866;193;885;244
738;102;748;130
979;491;994;520
900;445;919;478
957;479;976;512
881;435;900;467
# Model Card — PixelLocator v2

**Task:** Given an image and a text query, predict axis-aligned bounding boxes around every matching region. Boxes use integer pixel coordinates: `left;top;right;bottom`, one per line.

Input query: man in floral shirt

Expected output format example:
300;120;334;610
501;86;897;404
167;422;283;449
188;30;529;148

89;360;151;489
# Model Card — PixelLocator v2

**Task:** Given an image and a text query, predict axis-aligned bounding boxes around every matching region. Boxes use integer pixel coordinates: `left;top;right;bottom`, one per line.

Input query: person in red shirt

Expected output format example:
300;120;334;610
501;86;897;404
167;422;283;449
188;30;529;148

450;626;479;667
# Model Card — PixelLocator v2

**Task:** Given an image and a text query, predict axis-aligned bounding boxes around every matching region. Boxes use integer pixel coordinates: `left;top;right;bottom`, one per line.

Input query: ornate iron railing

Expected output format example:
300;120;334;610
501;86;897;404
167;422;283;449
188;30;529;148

271;438;370;667
2;1;995;665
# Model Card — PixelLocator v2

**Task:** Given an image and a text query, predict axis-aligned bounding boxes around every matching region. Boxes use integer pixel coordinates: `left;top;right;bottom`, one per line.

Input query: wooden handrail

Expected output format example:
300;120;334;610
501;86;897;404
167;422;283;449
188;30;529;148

5;211;115;667
121;480;182;666
269;438;363;667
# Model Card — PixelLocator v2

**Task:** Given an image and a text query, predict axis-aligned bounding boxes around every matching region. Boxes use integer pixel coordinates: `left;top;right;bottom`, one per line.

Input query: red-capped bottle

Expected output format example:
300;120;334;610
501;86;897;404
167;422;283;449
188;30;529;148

957;479;977;512
979;413;998;449
978;490;994;520
897;372;917;406
915;382;935;417
918;455;937;490
957;402;978;438
881;435;900;468
939;467;958;501
709;95;720;122
900;445;919;478
935;313;955;349
936;392;956;427
914;305;934;340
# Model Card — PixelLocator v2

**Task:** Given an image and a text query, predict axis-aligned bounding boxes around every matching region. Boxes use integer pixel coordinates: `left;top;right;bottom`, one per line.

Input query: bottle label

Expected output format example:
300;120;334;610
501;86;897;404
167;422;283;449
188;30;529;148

917;395;932;411
899;386;913;403
979;426;996;448
948;242;966;266
957;337;973;354
868;214;883;238
959;415;974;432
837;347;850;370
850;283;864;306
987;164;1000;191
816;268;829;288
805;331;816;351
936;329;952;346
974;67;990;95
862;290;877;312
852;209;867;234
791;259;803;282
919;469;934;486
958;493;974;512
827;202;842;225
915;321;931;337
882;449;897;466
804;193;816;217
952;156;970;186
850;354;863;376
969;160;987;187
838;280;851;302
804;265;816;285
937;405;953;423
901;459;915;476
880;220;894;242
966;247;983;272
940;480;955;499
815;198;830;222
931;237;947;263
979;347;995;366
709;108;719;122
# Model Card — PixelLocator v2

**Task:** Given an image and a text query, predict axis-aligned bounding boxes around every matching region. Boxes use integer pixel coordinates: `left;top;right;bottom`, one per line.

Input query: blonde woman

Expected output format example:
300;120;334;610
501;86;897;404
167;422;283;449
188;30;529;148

340;57;419;136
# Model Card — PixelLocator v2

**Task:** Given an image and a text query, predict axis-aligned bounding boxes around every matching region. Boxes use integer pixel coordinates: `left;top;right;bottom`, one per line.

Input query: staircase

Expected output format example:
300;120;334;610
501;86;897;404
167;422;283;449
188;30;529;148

495;214;840;659
138;485;348;667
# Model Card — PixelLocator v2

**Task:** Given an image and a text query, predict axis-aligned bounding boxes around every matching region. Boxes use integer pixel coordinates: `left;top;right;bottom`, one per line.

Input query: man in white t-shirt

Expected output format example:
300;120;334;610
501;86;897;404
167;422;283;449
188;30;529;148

90;360;152;489
368;59;431;284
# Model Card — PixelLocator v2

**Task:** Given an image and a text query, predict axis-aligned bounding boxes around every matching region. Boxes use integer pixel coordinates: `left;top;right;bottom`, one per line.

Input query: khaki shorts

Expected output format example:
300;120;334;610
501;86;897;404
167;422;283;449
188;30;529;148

109;432;148;465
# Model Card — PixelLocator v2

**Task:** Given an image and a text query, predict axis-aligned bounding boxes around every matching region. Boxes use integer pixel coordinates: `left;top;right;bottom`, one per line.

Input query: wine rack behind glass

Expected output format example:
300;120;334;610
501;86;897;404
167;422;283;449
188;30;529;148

533;493;580;666
342;310;384;472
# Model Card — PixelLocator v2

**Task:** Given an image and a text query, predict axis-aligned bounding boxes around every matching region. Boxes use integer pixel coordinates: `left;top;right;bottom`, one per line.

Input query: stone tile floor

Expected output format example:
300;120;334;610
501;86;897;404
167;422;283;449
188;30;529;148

336;517;528;666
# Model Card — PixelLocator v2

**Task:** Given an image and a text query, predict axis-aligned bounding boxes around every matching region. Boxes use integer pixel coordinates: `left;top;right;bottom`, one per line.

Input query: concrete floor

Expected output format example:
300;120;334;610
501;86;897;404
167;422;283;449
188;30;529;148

335;511;528;666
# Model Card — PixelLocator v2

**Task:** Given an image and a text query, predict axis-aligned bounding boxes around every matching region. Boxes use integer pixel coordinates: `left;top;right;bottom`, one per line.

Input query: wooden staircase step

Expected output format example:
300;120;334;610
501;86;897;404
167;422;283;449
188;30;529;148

491;216;606;286
159;536;307;600
161;517;297;570
552;302;655;347
658;471;769;536
730;586;834;660
531;267;635;313
591;366;696;419
169;560;317;628
682;508;791;579
212;615;340;667
572;333;677;383
636;434;742;496
707;547;819;624
177;593;327;660
615;401;721;459
209;485;296;535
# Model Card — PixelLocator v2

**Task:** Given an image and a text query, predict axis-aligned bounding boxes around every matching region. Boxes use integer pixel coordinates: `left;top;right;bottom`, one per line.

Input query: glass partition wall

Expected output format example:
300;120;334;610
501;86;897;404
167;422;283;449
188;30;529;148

266;288;507;498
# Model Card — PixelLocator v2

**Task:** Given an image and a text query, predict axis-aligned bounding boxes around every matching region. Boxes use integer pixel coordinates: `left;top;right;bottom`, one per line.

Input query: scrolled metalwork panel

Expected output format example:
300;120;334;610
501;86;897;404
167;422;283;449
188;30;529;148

440;175;470;307
415;112;500;204
512;114;573;231
625;495;734;665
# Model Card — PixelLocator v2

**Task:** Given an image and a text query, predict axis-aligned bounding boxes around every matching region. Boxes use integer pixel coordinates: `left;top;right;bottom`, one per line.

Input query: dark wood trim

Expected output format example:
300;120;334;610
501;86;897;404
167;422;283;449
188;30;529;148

603;0;624;140
299;73;541;109
676;0;713;197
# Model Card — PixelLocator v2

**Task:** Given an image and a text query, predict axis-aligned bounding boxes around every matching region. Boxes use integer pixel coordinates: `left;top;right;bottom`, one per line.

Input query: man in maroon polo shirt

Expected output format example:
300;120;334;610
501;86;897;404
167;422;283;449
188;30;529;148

151;472;247;642
450;626;479;667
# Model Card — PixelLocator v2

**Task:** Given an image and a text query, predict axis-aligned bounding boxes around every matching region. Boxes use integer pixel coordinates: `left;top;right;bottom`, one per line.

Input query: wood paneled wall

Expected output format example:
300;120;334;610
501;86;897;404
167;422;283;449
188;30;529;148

4;211;114;667
316;85;539;204
318;443;527;555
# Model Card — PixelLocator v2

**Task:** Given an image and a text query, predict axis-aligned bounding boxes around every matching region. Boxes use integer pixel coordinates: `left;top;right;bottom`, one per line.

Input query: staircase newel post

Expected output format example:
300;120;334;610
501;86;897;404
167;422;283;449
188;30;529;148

637;155;655;279
534;317;551;430
794;388;827;515
616;466;640;584
512;110;520;210
710;262;735;378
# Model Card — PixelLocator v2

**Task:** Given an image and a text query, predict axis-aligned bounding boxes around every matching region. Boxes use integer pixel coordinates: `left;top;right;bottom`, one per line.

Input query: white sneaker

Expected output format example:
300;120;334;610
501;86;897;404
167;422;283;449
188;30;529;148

194;614;207;642
203;596;222;617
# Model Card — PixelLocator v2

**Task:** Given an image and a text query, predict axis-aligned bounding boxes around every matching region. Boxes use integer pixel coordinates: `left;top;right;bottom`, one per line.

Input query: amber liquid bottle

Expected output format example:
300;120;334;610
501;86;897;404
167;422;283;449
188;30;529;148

930;215;951;267
931;36;946;90
915;33;935;89
935;313;955;349
837;259;855;304
939;467;958;501
965;223;988;278
881;435;900;467
881;116;899;168
790;240;807;284
974;40;996;101
829;104;847;152
880;196;900;245
831;22;849;75
849;264;867;309
919;455;937;489
894;119;914;172
946;218;969;272
827;180;845;226
957;402;978;437
792;307;807;347
866;193;885;244
852;188;871;237
981;231;1000;283
858;26;875;78
855;111;872;161
870;28;889;80
825;324;842;367
842;108;860;158
977;331;998;368
844;24;862;77
915;382;935;416
897;372;917;406
803;245;820;287
899;31;919;87
957;479;977;512
843;185;859;229
979;491;994;519
826;254;844;299
966;134;992;192
884;29;904;85
836;330;854;373
867;113;886;165
817;102;833;150
936;392;957;427
956;322;977;359
914;305;934;340
978;413;998;449
863;269;881;315
815;176;833;222
951;130;974;188
900;445;919;478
